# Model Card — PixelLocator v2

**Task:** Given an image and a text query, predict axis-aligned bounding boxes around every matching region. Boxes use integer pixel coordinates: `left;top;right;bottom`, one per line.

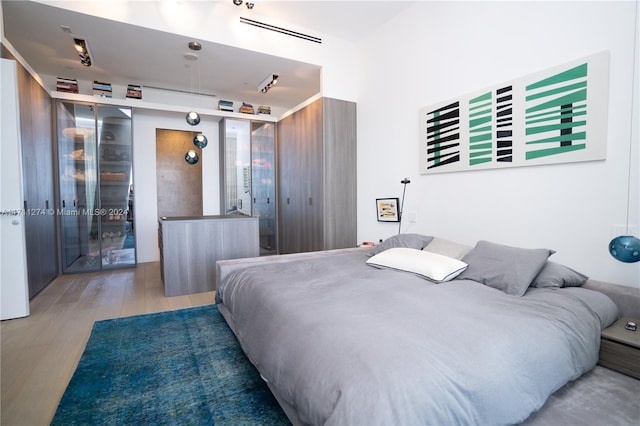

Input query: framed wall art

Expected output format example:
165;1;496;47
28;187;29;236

376;198;400;222
419;51;609;174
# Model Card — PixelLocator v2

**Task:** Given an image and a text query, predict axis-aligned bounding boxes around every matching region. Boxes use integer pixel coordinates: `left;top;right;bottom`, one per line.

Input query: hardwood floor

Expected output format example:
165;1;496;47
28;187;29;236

0;262;215;426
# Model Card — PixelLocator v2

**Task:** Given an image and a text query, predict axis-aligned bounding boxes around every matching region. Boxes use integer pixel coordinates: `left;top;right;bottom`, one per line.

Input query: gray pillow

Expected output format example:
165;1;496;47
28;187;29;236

458;240;555;296
367;234;433;257
422;237;473;260
530;261;588;288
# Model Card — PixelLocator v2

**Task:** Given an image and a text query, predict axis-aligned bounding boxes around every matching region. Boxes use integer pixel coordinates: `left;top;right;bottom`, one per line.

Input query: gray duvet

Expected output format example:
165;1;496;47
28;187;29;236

216;251;619;426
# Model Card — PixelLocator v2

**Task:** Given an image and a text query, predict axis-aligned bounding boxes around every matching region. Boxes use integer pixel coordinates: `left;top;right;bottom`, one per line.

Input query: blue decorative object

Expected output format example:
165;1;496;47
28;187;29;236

185;149;199;165
186;111;200;125
193;133;208;148
609;235;640;263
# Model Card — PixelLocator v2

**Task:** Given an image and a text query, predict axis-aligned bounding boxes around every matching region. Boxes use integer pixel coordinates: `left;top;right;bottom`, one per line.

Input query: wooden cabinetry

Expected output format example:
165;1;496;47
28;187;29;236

277;97;357;254
158;215;259;296
1;51;58;298
599;317;640;378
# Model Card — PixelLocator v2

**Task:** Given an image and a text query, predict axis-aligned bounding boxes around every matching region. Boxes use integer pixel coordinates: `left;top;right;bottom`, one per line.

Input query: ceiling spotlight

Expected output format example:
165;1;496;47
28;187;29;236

258;74;279;93
73;37;92;66
233;0;242;5
246;2;254;9
188;41;202;51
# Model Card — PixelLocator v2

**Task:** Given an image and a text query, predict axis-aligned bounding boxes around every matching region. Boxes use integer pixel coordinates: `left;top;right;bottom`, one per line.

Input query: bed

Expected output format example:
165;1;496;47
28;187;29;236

215;235;638;425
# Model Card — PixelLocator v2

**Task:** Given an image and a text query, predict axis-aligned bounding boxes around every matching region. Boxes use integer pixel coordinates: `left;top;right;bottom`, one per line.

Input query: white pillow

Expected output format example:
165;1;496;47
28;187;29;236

366;247;468;283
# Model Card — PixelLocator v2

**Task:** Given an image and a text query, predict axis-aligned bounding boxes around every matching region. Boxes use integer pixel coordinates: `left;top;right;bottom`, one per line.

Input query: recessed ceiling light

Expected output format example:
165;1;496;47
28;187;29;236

60;25;72;34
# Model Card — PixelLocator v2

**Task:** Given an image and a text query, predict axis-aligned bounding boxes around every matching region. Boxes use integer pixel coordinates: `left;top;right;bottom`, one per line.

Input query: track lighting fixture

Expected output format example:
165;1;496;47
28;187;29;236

608;1;639;263
73;37;92;66
258;74;278;93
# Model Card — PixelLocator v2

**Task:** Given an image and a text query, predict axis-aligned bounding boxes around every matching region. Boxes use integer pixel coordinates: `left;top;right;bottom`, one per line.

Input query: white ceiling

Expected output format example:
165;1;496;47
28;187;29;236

2;0;413;110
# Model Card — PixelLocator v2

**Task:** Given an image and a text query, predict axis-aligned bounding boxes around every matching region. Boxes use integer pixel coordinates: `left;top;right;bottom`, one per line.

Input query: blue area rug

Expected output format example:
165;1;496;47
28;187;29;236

51;305;290;425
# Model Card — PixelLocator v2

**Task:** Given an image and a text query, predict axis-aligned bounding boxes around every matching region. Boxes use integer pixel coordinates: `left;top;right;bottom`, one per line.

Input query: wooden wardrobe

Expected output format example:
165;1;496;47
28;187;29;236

277;97;357;254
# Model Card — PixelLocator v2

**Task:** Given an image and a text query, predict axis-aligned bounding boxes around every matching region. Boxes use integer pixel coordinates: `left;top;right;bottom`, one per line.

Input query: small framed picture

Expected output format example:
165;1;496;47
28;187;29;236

376;198;400;222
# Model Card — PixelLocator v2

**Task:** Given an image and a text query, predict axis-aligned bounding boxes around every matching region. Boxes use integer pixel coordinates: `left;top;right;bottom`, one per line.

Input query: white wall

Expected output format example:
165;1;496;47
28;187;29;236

133;110;220;263
356;1;639;287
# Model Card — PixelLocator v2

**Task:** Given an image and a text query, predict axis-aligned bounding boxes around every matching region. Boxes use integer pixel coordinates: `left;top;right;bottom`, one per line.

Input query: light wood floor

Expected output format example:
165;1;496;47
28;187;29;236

0;262;215;426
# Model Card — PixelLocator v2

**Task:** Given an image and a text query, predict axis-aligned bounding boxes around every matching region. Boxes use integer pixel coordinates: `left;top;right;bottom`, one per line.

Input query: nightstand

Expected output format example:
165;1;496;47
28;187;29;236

598;317;640;379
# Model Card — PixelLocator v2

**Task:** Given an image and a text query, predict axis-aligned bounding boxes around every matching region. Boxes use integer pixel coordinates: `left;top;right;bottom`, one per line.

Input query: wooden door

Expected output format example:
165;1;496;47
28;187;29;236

298;98;323;252
322;98;357;250
156;129;203;218
5;50;58;297
277;113;299;253
0;59;29;319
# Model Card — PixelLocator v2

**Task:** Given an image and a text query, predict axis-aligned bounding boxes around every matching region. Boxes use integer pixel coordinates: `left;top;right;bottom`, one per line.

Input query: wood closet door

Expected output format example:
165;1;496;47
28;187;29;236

298;98;323;252
13;51;58;297
277;113;301;254
322;98;357;250
277;97;357;254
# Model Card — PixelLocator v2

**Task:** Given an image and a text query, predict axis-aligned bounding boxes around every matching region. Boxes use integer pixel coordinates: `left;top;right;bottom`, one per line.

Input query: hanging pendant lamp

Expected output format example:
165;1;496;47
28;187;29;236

186;111;201;126
185;41;203;127
193;133;208;148
609;236;640;263
609;1;639;264
185;149;199;165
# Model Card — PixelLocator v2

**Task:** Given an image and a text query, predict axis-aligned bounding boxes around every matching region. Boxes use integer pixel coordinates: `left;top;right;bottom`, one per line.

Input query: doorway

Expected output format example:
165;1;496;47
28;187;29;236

156;129;203;218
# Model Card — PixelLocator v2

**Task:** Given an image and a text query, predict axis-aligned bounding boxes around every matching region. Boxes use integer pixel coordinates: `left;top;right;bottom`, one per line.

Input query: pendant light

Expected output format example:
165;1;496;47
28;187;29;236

193;133;208;149
183;41;208;163
186;111;200;126
609;1;640;263
185;41;202;126
185;149;199;165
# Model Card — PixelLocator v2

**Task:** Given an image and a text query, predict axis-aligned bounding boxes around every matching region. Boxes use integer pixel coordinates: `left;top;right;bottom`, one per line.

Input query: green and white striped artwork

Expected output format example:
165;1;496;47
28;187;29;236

419;51;609;174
